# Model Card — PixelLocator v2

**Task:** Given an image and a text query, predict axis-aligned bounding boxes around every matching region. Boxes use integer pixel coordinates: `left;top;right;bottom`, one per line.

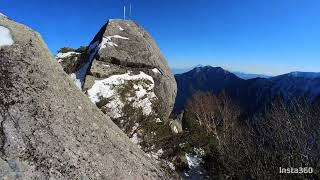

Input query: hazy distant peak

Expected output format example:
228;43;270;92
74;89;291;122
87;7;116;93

287;71;320;78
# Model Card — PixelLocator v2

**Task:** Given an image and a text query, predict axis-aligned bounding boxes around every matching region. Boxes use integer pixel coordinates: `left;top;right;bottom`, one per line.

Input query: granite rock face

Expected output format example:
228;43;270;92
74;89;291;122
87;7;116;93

0;15;169;179
69;20;176;122
57;19;177;152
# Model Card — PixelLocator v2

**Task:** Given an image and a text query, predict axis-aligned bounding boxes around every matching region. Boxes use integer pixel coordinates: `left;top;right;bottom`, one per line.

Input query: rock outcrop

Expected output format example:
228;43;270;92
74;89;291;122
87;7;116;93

0;15;169;179
57;19;177;156
59;19;176;123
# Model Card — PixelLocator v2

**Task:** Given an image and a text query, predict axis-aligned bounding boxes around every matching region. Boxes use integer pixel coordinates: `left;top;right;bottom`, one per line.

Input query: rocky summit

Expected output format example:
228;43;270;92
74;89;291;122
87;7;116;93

58;19;176;121
0;15;170;179
56;19;178;167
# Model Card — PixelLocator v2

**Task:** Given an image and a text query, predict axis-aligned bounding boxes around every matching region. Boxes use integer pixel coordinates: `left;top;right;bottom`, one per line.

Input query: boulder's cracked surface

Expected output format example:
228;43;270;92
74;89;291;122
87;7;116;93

0;15;169;179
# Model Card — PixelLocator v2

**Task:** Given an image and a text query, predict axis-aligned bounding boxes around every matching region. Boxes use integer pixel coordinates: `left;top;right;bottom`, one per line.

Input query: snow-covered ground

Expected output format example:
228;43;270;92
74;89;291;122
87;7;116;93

87;71;157;118
0;26;14;47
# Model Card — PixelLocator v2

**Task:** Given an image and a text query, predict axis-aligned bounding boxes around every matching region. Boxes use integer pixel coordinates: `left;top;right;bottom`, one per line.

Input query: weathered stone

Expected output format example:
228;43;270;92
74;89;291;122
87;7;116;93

0;15;169;179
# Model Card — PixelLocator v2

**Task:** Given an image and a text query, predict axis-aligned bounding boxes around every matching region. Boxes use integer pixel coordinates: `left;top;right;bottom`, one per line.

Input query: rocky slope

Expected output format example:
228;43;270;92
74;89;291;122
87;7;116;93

0;15;169;179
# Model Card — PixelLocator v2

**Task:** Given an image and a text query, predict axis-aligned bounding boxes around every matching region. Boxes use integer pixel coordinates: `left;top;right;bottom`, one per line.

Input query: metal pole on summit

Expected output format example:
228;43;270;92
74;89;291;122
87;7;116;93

123;0;132;20
123;5;126;20
130;3;132;19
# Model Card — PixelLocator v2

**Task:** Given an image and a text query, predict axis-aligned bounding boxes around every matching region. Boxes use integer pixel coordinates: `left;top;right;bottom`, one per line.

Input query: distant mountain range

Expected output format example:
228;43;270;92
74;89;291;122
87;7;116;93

171;66;272;79
232;71;272;79
174;66;320;115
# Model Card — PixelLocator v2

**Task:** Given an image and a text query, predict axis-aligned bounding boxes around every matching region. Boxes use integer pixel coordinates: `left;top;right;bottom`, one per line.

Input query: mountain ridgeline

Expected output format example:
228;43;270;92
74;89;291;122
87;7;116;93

174;66;320;115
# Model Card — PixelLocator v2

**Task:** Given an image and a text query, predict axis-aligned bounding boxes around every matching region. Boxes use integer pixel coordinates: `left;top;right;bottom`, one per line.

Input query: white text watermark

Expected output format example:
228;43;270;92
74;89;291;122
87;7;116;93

279;167;313;174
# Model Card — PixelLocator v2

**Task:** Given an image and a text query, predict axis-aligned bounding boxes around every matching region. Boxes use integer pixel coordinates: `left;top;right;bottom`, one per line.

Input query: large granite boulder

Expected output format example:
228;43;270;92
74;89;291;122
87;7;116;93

70;19;176;122
0;15;169;179
56;19;179;175
57;19;177;150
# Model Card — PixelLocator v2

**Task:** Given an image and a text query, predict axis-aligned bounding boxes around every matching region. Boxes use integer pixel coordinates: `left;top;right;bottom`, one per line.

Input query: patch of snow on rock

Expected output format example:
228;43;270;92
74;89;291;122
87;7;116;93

129;83;157;116
155;118;162;123
99;35;129;49
118;26;124;31
183;147;207;178
56;52;80;59
186;153;202;169
87;71;157;118
173;126;179;134
100;36;118;48
130;133;142;148
70;73;82;89
0;26;14;47
186;148;205;169
152;68;161;74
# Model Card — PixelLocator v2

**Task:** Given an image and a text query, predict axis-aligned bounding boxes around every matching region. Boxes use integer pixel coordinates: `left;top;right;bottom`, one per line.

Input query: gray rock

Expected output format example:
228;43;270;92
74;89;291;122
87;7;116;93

0;16;170;179
78;19;176;122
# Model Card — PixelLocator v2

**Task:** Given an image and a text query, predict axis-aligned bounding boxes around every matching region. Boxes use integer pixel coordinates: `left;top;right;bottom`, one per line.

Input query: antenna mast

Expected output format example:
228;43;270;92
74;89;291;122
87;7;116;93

123;5;126;20
130;3;132;19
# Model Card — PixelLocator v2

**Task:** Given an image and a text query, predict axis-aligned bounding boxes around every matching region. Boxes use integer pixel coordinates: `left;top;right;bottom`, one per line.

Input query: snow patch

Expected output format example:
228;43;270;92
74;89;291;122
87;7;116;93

99;35;129;49
100;36;118;48
118;26;124;31
70;73;82;89
186;153;202;168
87;71;157;118
152;68;161;74
130;133;142;148
173;126;179;134
56;52;79;59
103;64;110;68
0;26;14;47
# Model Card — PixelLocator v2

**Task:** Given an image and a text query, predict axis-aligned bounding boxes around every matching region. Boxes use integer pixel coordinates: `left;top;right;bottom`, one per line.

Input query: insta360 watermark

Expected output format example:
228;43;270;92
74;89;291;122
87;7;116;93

279;167;313;174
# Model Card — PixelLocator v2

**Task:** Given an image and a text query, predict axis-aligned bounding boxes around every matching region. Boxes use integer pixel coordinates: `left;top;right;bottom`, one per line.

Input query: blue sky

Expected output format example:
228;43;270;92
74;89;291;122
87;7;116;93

1;0;320;75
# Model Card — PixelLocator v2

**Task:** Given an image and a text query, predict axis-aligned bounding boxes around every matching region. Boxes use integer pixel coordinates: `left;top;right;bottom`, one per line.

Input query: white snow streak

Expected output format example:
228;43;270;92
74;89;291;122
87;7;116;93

56;52;79;59
152;68;161;74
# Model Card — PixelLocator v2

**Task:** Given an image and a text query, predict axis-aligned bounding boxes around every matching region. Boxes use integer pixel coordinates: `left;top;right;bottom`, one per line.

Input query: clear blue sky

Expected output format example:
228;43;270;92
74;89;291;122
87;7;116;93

1;0;320;75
